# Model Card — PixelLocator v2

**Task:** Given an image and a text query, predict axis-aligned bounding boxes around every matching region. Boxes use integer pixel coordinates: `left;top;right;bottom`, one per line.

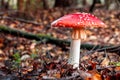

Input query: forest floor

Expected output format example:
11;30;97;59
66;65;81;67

0;8;120;80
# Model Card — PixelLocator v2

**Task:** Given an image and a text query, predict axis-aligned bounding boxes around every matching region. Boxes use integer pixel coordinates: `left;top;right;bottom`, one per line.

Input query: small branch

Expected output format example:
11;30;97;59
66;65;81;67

97;65;120;70
0;16;42;26
0;25;120;54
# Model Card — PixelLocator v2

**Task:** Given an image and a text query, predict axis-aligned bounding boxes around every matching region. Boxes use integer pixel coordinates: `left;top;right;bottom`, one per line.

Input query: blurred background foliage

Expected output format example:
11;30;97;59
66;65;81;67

0;0;120;19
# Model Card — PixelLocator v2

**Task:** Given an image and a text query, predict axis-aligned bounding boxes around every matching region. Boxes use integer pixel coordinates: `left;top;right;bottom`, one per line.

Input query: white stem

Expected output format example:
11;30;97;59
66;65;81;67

68;39;81;68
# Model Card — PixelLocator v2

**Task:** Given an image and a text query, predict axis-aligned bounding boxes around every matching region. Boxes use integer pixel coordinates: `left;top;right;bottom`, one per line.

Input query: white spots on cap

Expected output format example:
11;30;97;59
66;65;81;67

51;12;106;28
77;22;80;25
91;21;95;25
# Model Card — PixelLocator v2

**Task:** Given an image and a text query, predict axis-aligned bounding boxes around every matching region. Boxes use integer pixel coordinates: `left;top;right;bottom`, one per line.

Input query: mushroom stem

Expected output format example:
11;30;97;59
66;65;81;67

68;39;81;68
68;28;87;68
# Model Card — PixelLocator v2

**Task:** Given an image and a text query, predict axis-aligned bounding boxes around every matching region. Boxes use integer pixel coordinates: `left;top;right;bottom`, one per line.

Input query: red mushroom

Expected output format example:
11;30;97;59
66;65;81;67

51;12;106;68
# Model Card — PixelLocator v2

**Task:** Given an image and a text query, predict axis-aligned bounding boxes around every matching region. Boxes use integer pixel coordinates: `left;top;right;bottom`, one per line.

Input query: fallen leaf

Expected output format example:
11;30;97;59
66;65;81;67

53;73;61;78
101;56;110;67
115;66;120;71
0;38;4;48
86;70;102;80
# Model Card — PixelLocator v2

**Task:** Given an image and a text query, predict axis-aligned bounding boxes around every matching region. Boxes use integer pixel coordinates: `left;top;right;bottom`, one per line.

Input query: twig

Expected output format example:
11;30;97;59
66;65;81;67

97;65;120;70
0;16;42;26
59;74;80;80
85;45;120;55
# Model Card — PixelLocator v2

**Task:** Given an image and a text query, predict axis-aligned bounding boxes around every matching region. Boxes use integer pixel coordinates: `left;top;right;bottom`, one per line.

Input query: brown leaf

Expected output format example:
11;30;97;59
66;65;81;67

101;57;110;67
0;38;4;48
46;62;57;70
88;61;97;70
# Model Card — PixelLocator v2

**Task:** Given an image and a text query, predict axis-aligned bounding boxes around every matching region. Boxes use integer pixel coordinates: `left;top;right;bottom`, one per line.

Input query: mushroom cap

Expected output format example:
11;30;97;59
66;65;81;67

51;12;106;28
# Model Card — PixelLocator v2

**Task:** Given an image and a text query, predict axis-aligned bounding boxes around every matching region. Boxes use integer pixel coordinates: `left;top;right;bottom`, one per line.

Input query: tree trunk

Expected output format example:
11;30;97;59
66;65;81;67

105;0;120;10
17;0;24;13
17;0;25;17
54;0;75;7
23;0;34;20
41;0;55;9
1;0;9;10
89;0;97;12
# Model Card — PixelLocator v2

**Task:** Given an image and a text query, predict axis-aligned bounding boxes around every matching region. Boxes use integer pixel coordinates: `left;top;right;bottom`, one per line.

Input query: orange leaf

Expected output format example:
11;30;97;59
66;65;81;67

53;73;61;78
86;70;102;80
115;66;120;71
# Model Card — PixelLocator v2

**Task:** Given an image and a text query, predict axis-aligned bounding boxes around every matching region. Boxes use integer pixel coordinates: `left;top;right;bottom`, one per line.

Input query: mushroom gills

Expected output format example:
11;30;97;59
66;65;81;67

72;29;87;40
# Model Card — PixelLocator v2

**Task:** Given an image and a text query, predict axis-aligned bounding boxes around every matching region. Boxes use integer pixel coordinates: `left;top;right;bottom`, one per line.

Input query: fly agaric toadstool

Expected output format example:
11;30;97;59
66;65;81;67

51;12;106;68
